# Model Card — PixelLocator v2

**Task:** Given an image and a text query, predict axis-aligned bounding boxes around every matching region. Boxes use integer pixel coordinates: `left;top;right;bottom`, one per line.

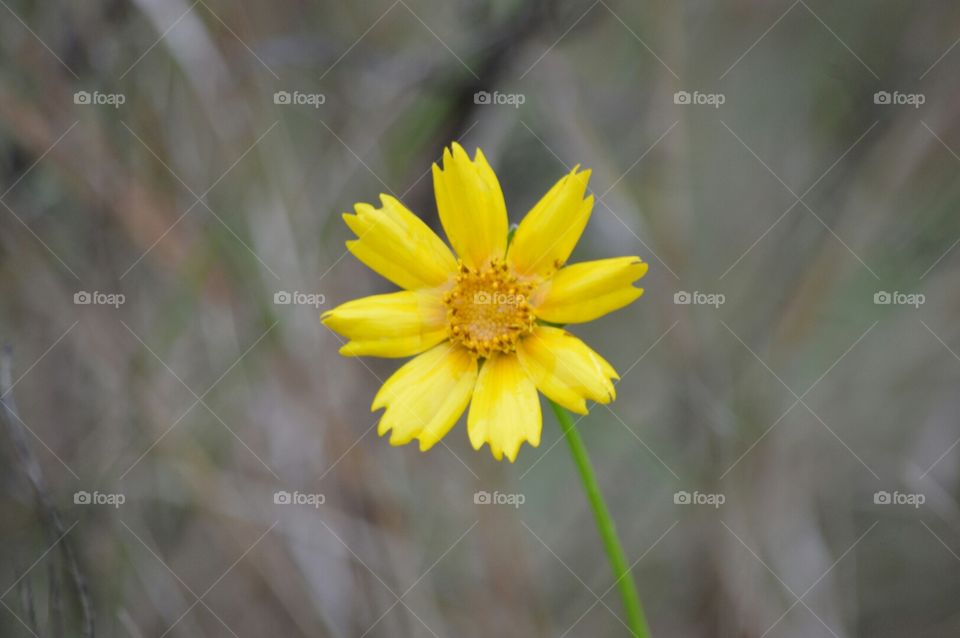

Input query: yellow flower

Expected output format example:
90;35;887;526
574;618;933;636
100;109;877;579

322;143;647;461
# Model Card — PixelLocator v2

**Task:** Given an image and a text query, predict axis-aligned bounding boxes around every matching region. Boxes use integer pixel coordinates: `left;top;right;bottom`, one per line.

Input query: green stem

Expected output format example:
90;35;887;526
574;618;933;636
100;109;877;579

549;400;652;638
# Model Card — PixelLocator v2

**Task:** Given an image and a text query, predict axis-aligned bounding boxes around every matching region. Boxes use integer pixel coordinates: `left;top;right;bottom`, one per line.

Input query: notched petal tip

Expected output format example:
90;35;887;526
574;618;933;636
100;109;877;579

451;141;471;160
388;431;411;446
473;145;491;165
566;398;589;415
569;165;592;183
337;342;361;357
442;145;456;165
342;214;362;242
417;436;440;452
371;387;388;412
626;258;649;280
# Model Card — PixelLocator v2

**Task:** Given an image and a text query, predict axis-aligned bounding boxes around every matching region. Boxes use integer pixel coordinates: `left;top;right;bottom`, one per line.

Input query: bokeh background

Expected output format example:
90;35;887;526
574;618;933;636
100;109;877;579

2;1;960;636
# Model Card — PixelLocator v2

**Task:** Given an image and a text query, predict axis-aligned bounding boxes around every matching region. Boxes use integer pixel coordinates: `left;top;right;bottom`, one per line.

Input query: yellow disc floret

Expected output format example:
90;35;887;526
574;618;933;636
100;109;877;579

444;259;536;358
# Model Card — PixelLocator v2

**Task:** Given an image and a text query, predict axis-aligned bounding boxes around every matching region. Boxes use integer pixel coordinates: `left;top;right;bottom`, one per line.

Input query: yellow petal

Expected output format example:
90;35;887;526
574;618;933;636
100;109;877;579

322;289;448;358
432;143;507;269
373;344;478;450
507;167;594;278
344;194;457;290
531;257;647;324
516;326;618;415
467;353;541;462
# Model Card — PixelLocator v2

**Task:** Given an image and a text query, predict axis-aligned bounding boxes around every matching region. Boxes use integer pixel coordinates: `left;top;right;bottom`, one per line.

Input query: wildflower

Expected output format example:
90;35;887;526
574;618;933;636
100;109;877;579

323;143;646;461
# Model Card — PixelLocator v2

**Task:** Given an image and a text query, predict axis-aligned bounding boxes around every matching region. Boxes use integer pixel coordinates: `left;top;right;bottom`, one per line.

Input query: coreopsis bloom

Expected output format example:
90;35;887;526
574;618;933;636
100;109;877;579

323;143;647;461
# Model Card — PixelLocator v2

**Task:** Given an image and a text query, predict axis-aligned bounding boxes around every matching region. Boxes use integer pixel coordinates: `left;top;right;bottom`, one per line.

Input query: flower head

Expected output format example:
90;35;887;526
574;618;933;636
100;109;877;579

322;143;647;461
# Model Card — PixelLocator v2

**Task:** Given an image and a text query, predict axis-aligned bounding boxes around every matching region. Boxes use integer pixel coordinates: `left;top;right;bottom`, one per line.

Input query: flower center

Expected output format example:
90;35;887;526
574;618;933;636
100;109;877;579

444;259;536;357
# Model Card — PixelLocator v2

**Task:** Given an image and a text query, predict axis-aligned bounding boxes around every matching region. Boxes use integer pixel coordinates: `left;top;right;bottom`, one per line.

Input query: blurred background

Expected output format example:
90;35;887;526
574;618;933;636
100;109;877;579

2;0;960;636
